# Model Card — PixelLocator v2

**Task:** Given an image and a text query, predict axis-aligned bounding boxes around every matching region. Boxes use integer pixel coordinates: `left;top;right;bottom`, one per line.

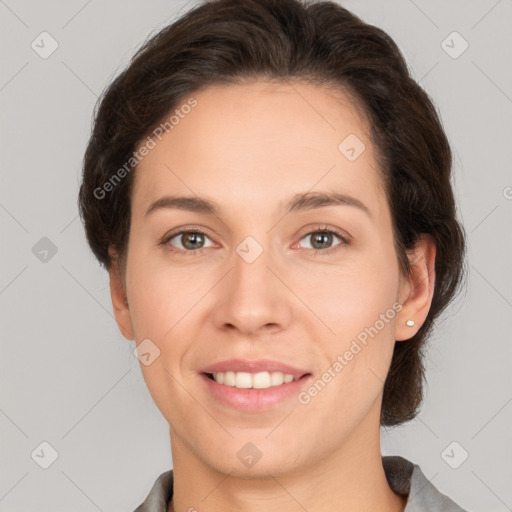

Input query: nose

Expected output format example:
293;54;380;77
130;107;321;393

212;239;293;337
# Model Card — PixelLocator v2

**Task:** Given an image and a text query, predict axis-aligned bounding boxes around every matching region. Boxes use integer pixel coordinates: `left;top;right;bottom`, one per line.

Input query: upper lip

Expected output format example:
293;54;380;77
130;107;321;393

200;358;311;377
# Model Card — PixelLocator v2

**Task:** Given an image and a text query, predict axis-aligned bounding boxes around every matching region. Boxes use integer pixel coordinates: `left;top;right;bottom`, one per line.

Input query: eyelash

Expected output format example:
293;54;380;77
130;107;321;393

159;225;351;256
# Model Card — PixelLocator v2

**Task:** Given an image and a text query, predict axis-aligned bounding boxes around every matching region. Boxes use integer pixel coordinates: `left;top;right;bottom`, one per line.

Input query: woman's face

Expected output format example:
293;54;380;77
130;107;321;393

113;80;415;477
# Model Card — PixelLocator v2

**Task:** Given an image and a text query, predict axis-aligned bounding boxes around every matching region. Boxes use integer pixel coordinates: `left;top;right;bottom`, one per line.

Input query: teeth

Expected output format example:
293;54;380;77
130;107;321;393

212;371;299;389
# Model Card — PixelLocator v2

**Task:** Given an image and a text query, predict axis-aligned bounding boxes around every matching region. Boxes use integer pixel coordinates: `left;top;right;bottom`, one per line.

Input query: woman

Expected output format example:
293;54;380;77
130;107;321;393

78;0;467;510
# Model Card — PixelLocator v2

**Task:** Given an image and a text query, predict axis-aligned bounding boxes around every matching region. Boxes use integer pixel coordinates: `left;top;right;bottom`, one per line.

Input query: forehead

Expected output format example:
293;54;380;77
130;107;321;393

131;80;386;220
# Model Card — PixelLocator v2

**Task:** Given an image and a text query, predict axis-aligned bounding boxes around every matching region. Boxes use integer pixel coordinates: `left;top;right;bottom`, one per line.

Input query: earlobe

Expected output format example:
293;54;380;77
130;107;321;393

108;245;135;341
395;234;436;342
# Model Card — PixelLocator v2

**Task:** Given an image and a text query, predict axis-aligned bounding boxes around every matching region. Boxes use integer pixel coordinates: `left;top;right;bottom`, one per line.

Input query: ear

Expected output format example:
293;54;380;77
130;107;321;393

395;234;436;342
108;245;134;341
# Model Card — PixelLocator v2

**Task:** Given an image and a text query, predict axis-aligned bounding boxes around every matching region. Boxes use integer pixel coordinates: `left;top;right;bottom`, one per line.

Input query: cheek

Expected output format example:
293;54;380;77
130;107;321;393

126;249;198;339
296;265;400;432
125;253;210;399
304;247;400;381
305;251;399;337
127;259;197;418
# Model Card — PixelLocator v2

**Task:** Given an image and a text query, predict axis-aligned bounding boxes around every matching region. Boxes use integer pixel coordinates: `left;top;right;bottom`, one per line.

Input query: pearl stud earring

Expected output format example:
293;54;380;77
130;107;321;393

406;320;415;327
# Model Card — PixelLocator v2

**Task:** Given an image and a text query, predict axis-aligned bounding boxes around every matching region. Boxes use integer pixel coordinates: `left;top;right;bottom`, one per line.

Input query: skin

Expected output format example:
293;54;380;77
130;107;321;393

108;80;436;512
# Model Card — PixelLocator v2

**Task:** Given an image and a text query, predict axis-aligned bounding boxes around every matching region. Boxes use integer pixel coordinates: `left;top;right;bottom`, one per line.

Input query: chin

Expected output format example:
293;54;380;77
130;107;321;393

203;442;307;480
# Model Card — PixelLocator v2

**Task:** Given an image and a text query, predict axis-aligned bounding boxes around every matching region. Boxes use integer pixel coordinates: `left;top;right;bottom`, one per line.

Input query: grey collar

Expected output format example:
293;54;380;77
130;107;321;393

133;455;467;512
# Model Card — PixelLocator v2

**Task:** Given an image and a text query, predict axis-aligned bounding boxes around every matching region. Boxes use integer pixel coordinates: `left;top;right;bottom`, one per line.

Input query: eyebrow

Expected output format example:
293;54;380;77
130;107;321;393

144;191;371;219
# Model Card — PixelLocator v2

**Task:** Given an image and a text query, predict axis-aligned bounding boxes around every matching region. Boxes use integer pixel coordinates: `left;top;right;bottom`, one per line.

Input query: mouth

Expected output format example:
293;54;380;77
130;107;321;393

200;371;313;411
203;370;309;389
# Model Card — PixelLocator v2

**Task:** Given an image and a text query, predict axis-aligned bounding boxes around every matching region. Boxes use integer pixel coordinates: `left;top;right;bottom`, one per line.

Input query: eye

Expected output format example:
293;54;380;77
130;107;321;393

296;226;350;255
159;225;350;256
160;229;215;254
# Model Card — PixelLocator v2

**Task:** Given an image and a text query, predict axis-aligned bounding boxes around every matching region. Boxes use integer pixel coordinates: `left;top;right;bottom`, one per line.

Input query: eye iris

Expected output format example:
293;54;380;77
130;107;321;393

182;232;204;250
311;232;333;249
173;230;339;251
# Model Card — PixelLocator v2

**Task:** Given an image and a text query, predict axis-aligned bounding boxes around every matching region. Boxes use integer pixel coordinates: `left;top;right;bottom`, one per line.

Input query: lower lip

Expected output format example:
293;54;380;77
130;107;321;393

199;373;312;411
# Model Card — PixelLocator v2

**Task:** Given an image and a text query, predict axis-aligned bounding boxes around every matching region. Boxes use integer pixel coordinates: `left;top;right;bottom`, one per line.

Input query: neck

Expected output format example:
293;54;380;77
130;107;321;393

166;416;407;512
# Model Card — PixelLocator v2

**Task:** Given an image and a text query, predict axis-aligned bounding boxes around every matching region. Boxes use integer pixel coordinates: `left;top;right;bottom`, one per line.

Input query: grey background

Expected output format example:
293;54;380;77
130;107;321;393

1;0;511;511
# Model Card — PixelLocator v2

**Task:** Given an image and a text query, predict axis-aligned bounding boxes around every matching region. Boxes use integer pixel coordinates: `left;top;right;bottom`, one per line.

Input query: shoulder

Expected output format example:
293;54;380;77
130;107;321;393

132;470;174;512
383;455;468;512
134;460;469;512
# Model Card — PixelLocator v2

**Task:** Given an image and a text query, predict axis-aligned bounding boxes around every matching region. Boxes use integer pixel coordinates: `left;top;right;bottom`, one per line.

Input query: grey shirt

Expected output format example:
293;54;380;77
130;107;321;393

133;455;467;512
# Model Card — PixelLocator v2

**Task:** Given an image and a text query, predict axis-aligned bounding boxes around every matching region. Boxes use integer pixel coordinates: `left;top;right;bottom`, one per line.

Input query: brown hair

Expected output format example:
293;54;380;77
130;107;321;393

78;0;466;427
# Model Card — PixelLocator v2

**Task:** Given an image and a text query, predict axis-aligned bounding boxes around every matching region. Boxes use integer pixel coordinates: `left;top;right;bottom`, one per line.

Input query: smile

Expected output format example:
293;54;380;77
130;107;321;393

200;371;312;411
206;370;301;389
